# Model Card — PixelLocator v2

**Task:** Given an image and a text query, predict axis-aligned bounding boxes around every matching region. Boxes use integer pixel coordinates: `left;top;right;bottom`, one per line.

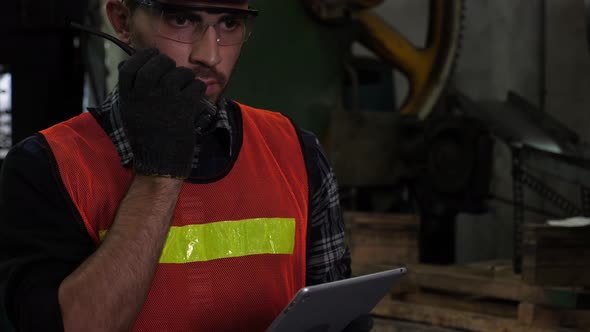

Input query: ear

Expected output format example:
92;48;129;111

106;0;132;44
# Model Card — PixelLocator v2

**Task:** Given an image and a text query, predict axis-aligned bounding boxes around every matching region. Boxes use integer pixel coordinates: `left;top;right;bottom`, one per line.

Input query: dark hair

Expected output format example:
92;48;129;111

122;0;138;12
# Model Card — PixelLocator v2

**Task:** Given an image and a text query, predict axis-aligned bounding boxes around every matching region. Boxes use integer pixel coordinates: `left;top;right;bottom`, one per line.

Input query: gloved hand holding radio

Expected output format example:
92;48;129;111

118;48;208;179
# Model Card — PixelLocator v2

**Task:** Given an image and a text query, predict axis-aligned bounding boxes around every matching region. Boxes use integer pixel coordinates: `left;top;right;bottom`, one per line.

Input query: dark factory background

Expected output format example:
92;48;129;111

1;0;590;331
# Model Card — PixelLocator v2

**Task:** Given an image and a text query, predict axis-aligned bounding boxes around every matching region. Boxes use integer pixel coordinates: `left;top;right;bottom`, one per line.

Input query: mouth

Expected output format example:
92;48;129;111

198;78;220;97
199;78;218;86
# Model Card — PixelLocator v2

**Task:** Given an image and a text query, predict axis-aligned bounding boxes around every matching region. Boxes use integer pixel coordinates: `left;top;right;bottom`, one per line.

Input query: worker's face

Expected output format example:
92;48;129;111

123;1;250;103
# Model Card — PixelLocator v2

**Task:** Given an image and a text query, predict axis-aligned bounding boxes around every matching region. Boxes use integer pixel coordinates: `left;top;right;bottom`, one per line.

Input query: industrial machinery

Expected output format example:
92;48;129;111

302;0;464;118
315;0;590;269
302;0;490;264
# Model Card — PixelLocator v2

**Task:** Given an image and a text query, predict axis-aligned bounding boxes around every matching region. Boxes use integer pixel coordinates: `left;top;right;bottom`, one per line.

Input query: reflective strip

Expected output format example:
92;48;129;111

98;218;296;264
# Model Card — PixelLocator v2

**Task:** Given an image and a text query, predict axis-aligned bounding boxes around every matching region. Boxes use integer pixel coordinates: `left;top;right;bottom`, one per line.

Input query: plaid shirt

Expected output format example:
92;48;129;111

88;89;232;169
89;88;351;285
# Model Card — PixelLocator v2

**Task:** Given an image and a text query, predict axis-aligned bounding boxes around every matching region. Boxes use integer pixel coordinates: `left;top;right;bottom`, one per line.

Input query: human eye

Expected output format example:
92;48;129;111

219;15;245;32
162;11;200;29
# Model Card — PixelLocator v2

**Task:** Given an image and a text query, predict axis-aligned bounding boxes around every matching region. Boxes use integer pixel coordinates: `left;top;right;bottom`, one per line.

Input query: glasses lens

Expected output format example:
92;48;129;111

216;15;250;46
150;8;253;45
157;10;201;43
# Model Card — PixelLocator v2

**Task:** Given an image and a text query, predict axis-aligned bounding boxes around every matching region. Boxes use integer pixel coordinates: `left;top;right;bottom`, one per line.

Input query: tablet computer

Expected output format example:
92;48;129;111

266;267;407;332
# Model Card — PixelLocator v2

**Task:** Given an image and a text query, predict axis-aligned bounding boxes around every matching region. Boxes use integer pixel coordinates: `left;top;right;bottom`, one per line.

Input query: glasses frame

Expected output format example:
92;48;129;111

134;0;259;17
134;0;258;46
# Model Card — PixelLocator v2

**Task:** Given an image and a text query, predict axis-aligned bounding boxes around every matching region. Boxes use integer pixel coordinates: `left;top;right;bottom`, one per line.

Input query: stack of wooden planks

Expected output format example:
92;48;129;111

522;224;590;288
345;214;590;331
372;261;590;331
344;212;419;276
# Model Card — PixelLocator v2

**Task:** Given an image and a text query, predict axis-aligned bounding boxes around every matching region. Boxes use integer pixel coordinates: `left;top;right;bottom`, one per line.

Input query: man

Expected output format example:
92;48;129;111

0;0;367;331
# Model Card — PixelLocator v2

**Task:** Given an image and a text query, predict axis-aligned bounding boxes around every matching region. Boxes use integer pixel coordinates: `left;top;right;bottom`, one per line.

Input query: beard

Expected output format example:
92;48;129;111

128;30;237;105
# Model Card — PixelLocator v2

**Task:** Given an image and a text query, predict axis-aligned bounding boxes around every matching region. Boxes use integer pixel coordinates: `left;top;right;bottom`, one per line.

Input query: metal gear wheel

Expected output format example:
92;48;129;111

302;0;465;119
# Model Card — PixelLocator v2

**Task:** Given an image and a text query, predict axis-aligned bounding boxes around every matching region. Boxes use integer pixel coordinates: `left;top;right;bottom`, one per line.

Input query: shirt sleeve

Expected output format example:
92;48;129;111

299;129;352;286
300;130;374;332
0;135;95;332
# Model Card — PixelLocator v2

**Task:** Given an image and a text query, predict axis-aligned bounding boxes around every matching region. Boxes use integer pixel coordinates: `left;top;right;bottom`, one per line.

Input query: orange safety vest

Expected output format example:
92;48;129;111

41;103;308;331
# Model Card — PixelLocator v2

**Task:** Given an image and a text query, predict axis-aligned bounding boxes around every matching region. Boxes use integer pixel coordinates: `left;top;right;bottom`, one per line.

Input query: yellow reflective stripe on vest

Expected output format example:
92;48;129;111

98;218;296;263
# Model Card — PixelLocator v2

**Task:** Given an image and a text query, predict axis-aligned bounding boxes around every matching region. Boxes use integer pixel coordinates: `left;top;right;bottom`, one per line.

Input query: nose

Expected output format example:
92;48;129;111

188;26;221;68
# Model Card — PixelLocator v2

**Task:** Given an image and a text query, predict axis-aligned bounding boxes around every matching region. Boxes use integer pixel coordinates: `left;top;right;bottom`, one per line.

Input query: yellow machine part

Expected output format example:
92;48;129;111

302;0;463;119
356;0;463;118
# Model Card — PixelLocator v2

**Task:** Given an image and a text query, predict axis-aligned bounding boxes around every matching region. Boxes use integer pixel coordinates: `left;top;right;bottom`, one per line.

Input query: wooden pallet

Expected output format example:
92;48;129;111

372;262;590;332
345;212;419;276
523;224;590;288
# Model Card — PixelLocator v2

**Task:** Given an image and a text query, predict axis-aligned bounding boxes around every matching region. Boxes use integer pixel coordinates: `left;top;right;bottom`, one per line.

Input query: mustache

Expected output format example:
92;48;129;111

192;67;227;86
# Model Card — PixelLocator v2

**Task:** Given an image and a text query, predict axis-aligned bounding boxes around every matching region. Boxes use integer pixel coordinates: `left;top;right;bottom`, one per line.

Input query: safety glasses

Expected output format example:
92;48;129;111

134;0;259;46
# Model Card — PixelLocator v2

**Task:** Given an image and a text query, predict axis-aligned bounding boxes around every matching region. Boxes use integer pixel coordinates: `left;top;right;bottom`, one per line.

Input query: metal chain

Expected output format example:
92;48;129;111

519;171;582;217
512;147;586;273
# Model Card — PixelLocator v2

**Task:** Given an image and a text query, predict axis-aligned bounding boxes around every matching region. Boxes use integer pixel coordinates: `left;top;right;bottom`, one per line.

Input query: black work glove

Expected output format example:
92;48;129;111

118;48;207;179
